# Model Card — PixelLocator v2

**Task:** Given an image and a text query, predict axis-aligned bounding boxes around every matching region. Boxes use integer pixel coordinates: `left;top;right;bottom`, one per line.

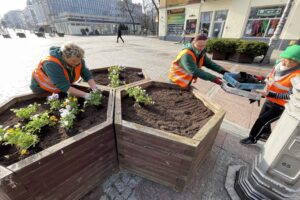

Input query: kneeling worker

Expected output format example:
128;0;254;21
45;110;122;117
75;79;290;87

30;42;98;99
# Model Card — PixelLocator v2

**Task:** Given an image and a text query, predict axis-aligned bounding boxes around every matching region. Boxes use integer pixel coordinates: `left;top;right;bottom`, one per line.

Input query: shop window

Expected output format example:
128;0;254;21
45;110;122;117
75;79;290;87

186;19;197;34
244;6;284;37
211;10;228;38
167;8;185;35
199;11;212;35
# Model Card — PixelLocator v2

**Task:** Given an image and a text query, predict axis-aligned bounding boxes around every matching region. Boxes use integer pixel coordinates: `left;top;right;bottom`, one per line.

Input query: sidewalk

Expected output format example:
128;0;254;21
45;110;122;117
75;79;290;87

1;35;280;200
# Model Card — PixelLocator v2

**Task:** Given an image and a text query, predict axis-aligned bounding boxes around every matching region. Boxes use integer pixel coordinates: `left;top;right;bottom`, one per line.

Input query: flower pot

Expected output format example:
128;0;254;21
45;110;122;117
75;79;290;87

212;50;227;60
0;86;117;200
228;52;255;63
77;66;149;90
114;81;225;191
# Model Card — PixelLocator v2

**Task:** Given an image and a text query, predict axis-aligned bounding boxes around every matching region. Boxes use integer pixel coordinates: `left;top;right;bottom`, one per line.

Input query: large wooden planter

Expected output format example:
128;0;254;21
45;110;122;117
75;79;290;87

228;52;255;63
78;66;149;90
0;86;117;200
212;50;227;60
114;81;225;191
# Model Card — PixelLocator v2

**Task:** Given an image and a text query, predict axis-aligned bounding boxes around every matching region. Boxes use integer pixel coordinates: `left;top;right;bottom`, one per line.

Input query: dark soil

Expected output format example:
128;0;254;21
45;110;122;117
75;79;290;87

122;85;214;138
92;67;145;86
0;94;108;166
237;72;264;84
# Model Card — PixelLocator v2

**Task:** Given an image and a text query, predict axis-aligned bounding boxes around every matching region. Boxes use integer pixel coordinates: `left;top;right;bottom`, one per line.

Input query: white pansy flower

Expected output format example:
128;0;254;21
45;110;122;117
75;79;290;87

66;105;72;111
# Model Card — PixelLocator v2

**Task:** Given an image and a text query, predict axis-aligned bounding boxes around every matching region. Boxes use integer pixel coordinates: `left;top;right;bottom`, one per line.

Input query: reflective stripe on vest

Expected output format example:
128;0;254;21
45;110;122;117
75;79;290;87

169;49;204;88
266;68;300;106
32;56;82;93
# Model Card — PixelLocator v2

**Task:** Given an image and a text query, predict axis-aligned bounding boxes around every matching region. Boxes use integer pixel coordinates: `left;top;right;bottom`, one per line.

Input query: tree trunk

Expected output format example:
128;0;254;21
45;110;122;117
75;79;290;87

262;0;294;64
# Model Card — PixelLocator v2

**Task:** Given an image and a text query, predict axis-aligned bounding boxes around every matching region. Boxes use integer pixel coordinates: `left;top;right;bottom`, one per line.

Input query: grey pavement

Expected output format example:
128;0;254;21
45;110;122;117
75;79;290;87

1;34;280;200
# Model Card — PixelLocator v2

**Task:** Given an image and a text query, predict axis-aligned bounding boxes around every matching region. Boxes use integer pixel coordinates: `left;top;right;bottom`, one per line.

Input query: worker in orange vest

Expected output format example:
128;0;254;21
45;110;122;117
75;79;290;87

241;45;300;144
169;34;229;88
30;42;98;100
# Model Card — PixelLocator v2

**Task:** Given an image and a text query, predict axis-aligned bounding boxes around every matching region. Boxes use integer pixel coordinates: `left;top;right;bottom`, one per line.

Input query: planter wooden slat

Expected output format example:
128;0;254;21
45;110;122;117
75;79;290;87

0;87;117;200
115;81;225;191
118;140;191;174
0;166;32;200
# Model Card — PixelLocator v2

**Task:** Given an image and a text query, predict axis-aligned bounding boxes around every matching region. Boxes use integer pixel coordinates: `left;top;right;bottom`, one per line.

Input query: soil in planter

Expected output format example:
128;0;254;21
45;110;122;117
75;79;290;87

122;85;214;138
92;68;145;86
0;95;108;166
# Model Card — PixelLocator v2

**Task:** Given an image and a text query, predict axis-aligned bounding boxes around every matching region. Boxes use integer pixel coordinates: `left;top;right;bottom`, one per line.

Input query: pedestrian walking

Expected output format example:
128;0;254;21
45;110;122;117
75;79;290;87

240;45;300;144
169;34;229;88
30;42;98;100
117;25;124;43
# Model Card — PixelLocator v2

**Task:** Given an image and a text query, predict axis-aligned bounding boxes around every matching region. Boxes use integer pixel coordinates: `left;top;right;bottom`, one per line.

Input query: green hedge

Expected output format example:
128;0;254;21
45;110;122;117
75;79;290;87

206;39;269;57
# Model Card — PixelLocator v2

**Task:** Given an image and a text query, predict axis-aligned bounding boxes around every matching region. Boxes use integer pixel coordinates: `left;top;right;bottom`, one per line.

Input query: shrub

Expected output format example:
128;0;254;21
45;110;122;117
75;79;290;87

206;38;236;54
236;40;268;57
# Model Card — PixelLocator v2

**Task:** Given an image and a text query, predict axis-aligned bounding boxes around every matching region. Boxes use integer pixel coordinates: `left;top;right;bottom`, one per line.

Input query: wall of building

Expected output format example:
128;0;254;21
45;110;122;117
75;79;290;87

159;0;300;46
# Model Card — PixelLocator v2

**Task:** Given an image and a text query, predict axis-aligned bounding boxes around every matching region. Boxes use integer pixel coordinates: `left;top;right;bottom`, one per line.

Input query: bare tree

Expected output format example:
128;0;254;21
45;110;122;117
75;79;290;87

120;0;138;34
151;0;159;16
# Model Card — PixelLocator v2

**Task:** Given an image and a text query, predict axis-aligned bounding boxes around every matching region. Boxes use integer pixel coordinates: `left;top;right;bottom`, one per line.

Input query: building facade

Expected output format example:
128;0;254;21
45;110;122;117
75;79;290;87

2;10;27;29
159;0;300;48
30;0;142;35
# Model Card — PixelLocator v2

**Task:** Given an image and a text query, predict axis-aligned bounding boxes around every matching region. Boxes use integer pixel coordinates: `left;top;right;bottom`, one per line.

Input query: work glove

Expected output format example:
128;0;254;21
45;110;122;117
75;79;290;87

254;75;265;81
220;69;229;75
214;77;223;85
91;86;99;92
83;93;91;100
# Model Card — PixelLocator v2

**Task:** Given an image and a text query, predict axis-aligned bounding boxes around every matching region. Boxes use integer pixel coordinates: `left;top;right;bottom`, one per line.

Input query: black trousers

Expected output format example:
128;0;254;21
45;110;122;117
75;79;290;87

117;35;124;43
249;100;284;141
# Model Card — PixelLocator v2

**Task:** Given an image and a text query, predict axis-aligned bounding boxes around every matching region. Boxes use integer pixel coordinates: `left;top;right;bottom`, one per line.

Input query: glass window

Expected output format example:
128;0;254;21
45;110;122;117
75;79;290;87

244;6;284;37
211;10;228;38
199;11;212;35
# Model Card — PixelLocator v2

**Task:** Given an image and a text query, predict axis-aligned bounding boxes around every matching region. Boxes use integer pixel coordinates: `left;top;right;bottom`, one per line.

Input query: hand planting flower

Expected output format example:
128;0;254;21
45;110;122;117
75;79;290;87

126;86;155;107
11;103;39;120
84;90;103;107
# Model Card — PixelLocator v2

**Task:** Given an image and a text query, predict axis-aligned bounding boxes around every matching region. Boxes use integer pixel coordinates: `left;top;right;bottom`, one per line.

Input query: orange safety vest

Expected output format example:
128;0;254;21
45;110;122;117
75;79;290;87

32;56;82;93
169;49;204;88
266;66;300;106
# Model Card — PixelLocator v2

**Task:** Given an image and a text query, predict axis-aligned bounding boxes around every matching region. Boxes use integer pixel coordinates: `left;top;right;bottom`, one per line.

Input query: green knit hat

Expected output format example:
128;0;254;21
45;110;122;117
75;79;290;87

280;45;300;63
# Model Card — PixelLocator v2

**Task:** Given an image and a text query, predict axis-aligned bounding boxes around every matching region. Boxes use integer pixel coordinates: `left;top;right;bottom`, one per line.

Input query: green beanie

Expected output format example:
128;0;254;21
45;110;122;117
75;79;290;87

280;45;300;63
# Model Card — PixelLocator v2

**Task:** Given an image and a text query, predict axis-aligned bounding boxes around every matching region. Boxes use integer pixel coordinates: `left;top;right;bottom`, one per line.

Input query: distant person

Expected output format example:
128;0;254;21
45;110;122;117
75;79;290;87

30;42;98;100
169;34;229;88
117;25;124;43
240;45;300;144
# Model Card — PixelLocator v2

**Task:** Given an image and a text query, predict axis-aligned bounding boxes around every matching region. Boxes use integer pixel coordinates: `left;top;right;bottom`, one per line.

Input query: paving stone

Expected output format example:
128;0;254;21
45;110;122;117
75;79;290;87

120;172;131;184
105;186;119;200
114;179;126;193
121;188;132;199
114;195;125;200
99;195;109;200
103;173;121;190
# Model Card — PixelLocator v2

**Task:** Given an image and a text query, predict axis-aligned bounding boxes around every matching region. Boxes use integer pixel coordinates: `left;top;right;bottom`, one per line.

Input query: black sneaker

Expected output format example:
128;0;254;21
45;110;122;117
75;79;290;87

259;134;270;141
240;137;257;145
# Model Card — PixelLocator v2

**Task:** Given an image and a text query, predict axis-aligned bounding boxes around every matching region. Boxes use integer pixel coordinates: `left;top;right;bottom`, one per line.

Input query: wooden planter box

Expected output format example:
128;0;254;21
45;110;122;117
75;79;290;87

77;66;149;90
228;52;255;63
212;50;227;60
114;81;225;191
34;32;45;38
0;86;117;200
16;33;26;38
57;32;65;37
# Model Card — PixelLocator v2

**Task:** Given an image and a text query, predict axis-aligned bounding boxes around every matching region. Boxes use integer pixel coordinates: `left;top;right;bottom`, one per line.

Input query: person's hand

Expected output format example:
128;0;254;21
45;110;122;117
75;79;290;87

214;77;223;85
91;86;99;92
254;89;268;97
83;93;91;100
254;75;265;81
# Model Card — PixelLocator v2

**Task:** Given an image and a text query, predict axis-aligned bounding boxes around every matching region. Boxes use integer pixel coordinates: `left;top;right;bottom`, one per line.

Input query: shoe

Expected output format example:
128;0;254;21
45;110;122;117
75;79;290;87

240;137;257;145
260;133;270;141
